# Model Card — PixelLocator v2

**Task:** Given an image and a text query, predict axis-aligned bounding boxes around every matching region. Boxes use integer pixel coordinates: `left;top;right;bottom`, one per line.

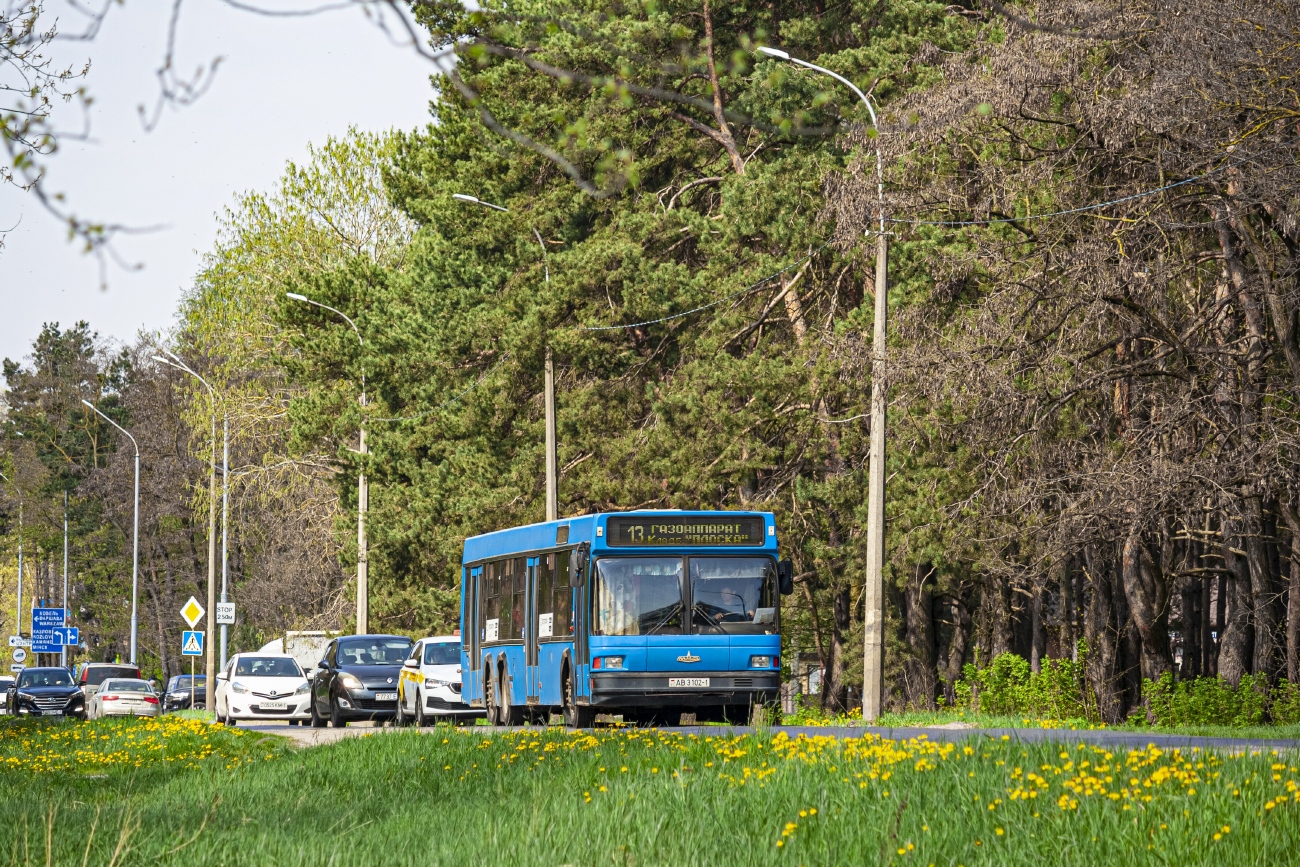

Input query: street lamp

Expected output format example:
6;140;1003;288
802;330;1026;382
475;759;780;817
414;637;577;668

758;45;889;720
152;352;222;710
0;471;22;640
80;400;140;665
284;293;371;633
454;194;559;522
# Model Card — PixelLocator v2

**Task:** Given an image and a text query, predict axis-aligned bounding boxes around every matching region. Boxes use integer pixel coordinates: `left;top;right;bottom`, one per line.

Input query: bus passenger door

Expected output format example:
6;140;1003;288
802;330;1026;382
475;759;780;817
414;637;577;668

525;557;540;703
467;566;483;704
573;544;590;698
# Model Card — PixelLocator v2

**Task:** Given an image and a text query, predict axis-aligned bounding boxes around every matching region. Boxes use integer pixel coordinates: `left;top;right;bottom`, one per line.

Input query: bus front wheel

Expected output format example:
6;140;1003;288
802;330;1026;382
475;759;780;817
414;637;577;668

498;665;525;726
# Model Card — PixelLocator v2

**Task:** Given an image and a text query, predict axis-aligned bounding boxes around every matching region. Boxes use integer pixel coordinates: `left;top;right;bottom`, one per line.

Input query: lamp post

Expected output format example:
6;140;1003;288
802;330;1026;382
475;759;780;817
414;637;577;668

80;400;140;664
284;293;371;632
152;353;221;710
0;472;22;639
453;194;558;522
758;46;888;720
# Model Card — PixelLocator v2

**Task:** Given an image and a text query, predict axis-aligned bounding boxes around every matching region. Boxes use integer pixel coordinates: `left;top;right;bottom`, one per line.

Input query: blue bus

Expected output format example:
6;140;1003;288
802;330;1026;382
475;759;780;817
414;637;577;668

460;511;793;726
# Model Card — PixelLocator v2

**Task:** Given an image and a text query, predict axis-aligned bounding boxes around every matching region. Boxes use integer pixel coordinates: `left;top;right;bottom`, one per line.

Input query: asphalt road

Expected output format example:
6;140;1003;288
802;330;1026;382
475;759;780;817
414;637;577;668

237;720;1300;751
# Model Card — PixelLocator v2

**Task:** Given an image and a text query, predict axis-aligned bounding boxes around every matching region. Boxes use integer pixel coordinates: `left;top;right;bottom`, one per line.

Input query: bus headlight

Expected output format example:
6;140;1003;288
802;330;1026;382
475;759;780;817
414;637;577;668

594;657;624;670
749;656;772;669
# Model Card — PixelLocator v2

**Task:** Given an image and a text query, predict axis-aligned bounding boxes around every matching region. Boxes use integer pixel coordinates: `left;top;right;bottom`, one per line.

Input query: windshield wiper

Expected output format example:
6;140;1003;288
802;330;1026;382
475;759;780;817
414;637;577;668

693;604;726;632
644;602;683;635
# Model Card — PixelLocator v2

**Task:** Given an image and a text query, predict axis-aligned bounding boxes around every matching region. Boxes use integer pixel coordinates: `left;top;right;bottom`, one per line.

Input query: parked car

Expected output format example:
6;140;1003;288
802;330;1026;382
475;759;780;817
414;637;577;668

74;663;142;701
309;634;413;727
215;653;310;726
395;636;481;727
162;675;208;713
0;676;14;715
6;667;85;718
86;678;160;719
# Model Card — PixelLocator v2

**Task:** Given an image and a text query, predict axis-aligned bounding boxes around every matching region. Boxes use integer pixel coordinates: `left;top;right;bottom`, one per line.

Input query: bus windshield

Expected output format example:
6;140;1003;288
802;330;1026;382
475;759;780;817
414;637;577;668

691;557;778;634
594;557;684;635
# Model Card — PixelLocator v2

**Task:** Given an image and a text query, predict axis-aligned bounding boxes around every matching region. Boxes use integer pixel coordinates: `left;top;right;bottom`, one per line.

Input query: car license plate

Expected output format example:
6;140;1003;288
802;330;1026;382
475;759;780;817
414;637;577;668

259;701;288;710
43;710;64;716
375;692;398;702
668;678;710;688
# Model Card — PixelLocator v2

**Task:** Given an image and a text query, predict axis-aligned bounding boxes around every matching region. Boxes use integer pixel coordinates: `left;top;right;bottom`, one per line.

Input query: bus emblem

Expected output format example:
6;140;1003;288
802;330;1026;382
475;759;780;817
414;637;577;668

677;653;701;663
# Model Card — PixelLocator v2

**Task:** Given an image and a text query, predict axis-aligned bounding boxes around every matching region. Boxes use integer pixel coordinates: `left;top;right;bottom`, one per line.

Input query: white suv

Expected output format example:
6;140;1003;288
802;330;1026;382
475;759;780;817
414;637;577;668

395;636;481;726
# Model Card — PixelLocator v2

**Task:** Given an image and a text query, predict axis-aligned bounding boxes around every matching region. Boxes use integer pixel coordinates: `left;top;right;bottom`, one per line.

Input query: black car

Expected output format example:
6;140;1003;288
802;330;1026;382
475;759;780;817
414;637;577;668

309;634;413;727
7;667;85;719
162;675;208;712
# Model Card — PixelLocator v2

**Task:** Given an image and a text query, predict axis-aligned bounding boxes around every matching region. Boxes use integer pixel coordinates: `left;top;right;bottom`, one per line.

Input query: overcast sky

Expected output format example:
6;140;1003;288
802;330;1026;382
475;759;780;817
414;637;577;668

0;1;435;369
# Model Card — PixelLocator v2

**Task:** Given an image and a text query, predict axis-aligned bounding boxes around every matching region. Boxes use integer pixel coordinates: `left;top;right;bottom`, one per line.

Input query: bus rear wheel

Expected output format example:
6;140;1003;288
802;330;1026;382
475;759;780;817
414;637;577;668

562;667;595;729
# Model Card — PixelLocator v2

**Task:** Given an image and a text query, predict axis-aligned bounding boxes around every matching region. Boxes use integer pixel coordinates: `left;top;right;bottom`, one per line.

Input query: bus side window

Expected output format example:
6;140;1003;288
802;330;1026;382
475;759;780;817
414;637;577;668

510;557;527;640
553;550;573;637
481;562;500;642
536;555;555;638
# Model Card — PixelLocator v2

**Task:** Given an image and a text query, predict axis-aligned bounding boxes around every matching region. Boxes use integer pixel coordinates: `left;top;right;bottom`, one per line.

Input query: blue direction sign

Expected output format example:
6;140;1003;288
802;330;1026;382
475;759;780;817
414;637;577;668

31;608;67;653
182;631;205;656
50;627;79;647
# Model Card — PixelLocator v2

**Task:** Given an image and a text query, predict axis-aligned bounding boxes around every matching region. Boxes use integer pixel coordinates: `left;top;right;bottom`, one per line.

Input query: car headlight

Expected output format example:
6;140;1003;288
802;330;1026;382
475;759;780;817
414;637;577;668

230;681;249;694
16;692;34;702
339;673;364;690
424;678;454;689
294;683;309;696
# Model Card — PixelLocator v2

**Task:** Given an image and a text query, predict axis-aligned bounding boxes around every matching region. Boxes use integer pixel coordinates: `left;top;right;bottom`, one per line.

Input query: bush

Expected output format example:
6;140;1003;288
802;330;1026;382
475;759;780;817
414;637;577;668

951;647;1093;721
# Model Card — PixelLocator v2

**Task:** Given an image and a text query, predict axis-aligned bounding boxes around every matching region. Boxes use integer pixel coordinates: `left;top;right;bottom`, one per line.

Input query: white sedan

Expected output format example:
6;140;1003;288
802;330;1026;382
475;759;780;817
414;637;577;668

86;679;161;719
396;636;482;726
215;653;311;725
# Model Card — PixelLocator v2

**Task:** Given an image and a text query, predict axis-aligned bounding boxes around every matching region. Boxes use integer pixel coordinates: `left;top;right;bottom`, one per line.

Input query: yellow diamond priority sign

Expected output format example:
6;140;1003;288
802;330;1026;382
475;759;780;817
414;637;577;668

180;596;205;628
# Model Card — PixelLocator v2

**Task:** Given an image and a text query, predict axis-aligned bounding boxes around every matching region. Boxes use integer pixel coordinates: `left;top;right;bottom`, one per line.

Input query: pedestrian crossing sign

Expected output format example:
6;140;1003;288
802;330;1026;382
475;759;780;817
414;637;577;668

182;630;204;656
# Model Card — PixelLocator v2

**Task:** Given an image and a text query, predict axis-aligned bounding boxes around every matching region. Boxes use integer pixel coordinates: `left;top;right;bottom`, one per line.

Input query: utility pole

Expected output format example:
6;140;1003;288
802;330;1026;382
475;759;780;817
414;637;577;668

152;353;218;710
61;492;68;668
220;413;230;667
454;196;559;522
284;294;368;633
758;46;888;719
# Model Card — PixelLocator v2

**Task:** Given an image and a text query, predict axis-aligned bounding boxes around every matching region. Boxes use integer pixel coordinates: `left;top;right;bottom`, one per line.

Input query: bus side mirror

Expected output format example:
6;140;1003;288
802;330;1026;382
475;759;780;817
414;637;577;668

778;560;794;596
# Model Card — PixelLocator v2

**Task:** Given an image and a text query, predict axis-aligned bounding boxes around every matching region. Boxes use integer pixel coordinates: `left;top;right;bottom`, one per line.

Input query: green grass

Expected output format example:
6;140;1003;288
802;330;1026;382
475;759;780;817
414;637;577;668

4;718;1300;866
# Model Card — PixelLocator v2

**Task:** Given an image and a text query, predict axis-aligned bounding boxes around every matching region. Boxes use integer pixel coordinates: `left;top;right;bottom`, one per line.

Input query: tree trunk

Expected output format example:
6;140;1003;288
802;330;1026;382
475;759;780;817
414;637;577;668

1030;581;1046;673
986;576;1013;659
1280;498;1300;683
940;594;970;705
1084;546;1123;723
1218;527;1254;685
1245;493;1282;680
1059;557;1075;658
821;582;852;713
902;565;937;709
1121;532;1174;682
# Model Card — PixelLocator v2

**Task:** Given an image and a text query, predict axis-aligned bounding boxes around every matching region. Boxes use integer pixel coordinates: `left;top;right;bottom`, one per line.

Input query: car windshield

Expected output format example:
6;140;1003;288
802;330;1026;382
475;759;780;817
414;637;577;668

423;642;460;666
19;669;74;687
337;638;412;666
234;657;302;677
169;676;206;691
594;557;684;636
103;680;153;693
81;666;140;686
690;557;778;634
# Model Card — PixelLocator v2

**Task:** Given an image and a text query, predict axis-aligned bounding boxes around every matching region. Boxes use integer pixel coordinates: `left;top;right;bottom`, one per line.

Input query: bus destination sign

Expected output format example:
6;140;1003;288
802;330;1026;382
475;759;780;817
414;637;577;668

606;516;764;547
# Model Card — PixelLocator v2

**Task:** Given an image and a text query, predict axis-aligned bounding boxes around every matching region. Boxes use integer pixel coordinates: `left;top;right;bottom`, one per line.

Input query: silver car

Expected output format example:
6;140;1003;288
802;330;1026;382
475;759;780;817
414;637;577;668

86;678;161;719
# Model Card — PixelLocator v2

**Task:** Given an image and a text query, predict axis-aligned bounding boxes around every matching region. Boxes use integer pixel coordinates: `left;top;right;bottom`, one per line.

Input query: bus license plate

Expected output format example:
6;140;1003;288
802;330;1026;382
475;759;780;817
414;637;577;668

669;678;710;688
375;692;398;702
